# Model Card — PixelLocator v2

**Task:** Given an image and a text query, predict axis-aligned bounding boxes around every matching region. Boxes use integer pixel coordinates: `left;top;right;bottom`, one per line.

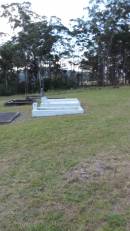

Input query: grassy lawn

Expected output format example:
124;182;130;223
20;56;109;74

0;87;130;231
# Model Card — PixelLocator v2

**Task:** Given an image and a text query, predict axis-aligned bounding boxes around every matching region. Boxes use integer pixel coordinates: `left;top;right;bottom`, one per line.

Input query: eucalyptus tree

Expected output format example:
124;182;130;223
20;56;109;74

0;1;39;30
0;2;71;93
0;41;17;91
72;0;130;86
0;2;38;92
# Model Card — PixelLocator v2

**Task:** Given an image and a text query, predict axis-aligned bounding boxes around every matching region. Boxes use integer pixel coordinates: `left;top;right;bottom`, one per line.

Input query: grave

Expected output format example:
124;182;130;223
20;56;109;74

0;112;20;123
32;96;84;117
4;98;33;106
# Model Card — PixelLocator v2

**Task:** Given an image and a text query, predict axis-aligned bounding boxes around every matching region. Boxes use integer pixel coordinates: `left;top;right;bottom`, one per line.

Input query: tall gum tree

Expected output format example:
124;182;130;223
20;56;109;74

72;0;130;86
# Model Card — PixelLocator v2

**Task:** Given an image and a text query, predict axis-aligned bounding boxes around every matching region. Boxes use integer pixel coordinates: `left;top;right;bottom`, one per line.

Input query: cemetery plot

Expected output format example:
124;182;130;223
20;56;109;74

4;99;33;106
32;96;84;117
0;112;20;123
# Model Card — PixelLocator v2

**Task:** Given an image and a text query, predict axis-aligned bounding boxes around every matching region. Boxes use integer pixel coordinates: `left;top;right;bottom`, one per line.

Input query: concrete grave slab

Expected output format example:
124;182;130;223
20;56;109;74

0;112;20;123
32;97;84;117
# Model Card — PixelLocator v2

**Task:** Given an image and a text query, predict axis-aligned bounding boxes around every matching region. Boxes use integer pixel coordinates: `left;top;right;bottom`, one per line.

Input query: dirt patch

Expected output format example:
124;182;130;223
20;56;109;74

64;152;130;203
64;154;130;184
64;153;130;222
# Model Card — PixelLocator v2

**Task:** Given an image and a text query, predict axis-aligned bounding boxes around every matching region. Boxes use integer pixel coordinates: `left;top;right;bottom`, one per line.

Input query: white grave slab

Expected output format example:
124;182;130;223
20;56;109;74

32;97;84;117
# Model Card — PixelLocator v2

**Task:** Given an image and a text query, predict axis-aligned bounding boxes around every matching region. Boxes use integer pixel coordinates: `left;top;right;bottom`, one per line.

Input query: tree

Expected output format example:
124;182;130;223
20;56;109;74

0;41;18;92
0;2;72;94
72;0;130;86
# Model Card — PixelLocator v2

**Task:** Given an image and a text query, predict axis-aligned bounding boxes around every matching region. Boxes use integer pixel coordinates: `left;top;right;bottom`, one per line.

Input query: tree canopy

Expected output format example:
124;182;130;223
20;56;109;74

73;0;130;85
0;0;130;95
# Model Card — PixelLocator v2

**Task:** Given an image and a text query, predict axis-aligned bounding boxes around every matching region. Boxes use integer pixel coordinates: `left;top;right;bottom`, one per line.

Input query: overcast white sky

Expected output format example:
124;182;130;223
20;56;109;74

0;0;88;34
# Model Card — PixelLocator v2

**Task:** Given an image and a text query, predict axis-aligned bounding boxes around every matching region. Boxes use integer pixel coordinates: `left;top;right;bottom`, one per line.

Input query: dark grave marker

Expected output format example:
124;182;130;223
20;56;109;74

0;112;20;123
4;99;33;106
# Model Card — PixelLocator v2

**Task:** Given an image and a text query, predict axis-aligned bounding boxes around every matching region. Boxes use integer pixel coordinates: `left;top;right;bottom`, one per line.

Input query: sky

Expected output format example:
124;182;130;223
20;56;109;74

0;0;88;34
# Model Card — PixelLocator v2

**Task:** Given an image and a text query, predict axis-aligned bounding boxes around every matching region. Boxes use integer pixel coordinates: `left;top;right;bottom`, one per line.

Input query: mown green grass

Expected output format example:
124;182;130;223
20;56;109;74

0;87;130;231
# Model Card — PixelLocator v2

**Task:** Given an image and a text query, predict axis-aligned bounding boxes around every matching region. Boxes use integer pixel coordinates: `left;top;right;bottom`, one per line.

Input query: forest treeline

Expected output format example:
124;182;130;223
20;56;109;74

0;0;130;95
